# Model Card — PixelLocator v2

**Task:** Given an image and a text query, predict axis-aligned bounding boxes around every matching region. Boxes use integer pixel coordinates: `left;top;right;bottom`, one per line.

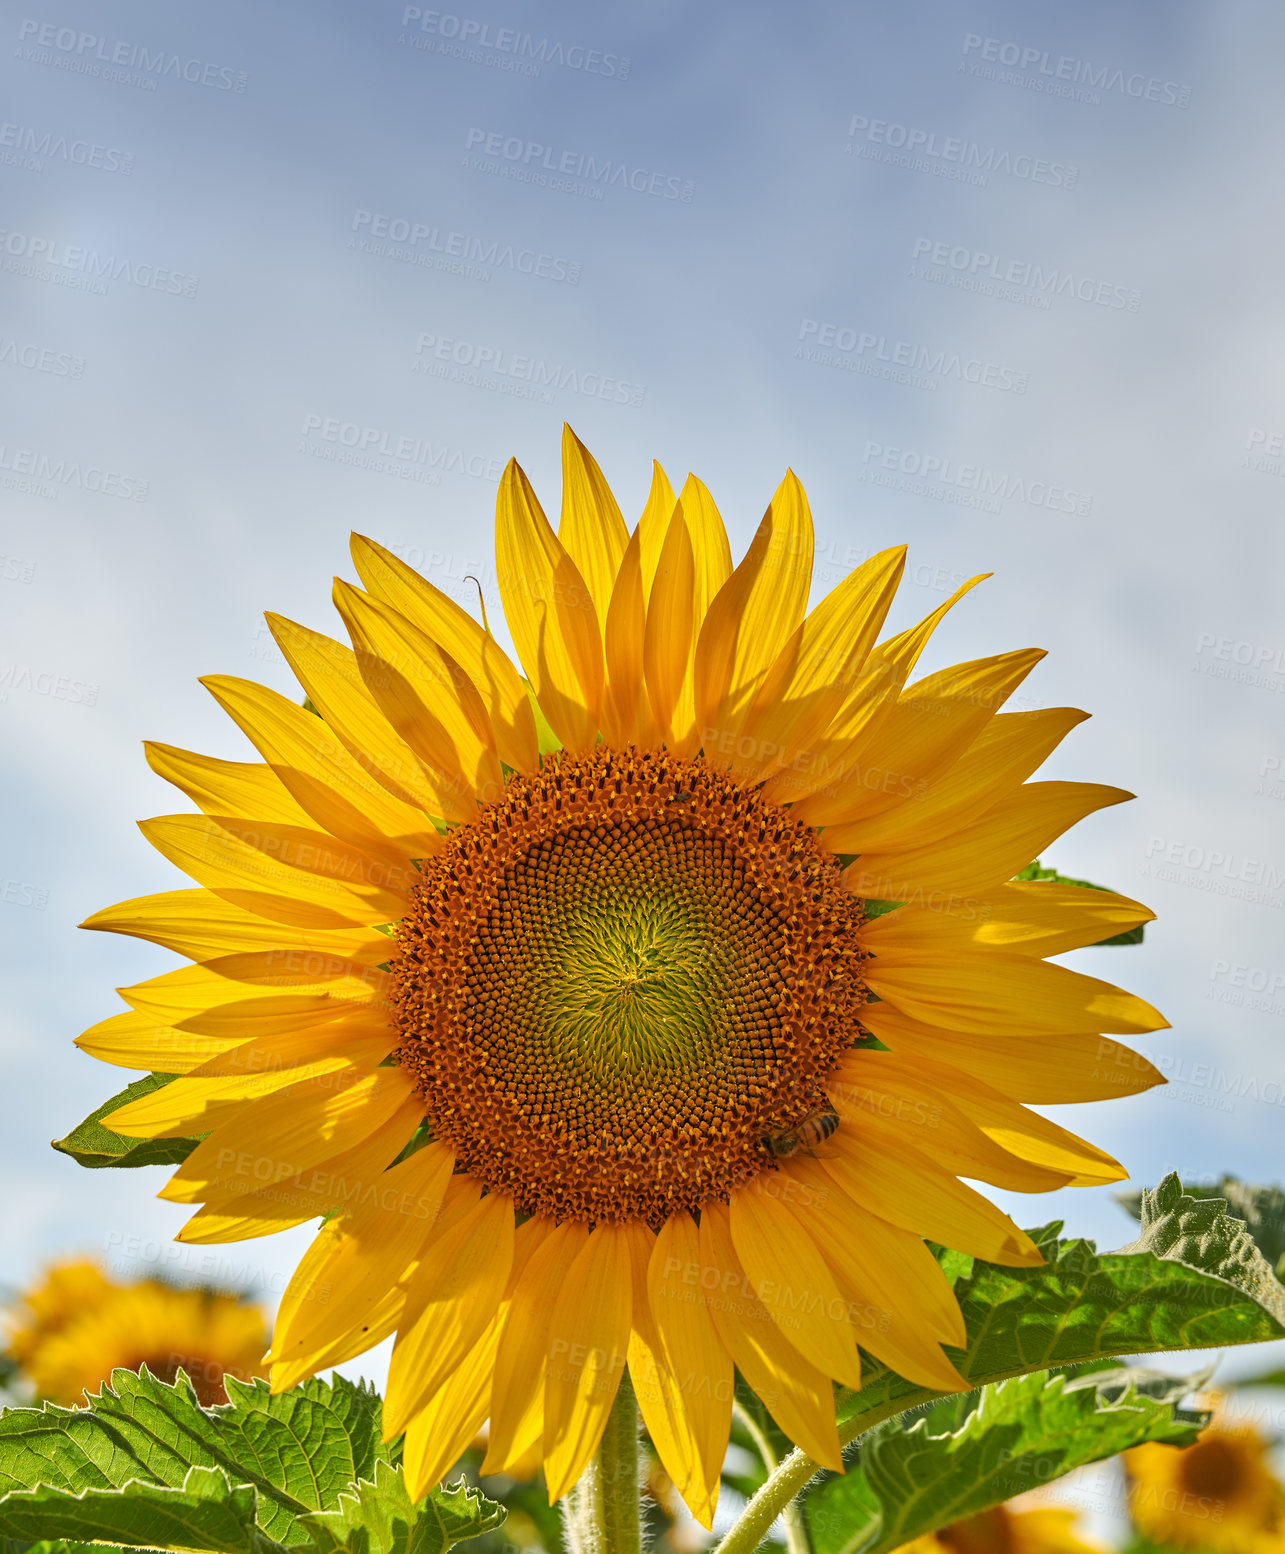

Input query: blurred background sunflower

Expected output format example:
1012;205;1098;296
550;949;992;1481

3;1256;268;1407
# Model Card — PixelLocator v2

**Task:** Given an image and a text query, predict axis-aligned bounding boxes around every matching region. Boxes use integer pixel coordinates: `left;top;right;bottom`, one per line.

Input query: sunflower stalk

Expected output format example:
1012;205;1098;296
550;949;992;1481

561;1371;643;1554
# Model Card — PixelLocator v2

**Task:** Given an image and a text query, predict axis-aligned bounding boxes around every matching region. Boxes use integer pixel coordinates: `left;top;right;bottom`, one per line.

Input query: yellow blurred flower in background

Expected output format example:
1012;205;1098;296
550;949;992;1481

1125;1402;1285;1552
896;1500;1107;1552
4;1258;268;1407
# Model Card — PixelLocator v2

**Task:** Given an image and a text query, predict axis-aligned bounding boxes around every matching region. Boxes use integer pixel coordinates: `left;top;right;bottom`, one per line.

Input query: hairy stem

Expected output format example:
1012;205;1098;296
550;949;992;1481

561;1371;642;1554
732;1402;811;1554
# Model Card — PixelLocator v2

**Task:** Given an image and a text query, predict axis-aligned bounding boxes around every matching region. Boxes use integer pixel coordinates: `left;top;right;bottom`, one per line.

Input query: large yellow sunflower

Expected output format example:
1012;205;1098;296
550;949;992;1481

1125;1404;1285;1551
78;428;1167;1525
4;1258;268;1406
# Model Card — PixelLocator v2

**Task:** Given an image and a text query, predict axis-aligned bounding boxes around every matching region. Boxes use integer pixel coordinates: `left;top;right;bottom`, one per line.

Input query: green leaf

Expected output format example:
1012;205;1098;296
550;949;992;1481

1014;859;1145;943
0;1368;400;1548
1117;1174;1285;1277
51;1075;202;1170
713;1176;1285;1554
832;1173;1285;1447
0;1464;288;1554
805;1370;1203;1554
299;1460;505;1554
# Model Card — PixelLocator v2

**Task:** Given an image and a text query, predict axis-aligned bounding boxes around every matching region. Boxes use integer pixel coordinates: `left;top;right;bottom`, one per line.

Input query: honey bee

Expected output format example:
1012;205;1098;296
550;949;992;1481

762;1106;840;1159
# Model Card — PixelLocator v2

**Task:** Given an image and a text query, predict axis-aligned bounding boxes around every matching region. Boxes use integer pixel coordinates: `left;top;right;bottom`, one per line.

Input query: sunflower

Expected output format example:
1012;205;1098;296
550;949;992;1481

894;1501;1107;1552
78;428;1167;1525
4;1258;268;1406
1125;1404;1285;1551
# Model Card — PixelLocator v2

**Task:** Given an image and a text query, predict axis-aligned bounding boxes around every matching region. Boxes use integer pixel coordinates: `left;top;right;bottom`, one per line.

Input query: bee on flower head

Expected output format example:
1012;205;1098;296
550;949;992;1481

762;1105;840;1159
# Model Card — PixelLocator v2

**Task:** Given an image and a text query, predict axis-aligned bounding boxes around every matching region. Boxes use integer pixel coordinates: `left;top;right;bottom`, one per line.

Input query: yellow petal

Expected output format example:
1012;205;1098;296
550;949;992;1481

144;744;314;826
601;523;658;748
558;426;630;635
641;1213;733;1527
201;674;436;854
762;573;987;805
822;1132;1044;1267
543;1223;634;1500
792;647;1045;828
844;781;1134;899
119;951;388;1020
267;614;447;816
267;1141;454;1385
696;1201;842;1470
636;461;678;600
80;889;390;966
332;579;502;817
738;546;907;784
862;880;1155;958
401;1304;506;1501
349;533;538;773
495;459;602;751
864;949;1168;1037
139;814;402;929
860;1002;1166;1104
76;1009;244;1073
160;1066;416;1205
778;1154;967;1392
916;1059;1126;1185
728;1180;862;1388
483;1217;590;1476
176;1094;424;1243
821;707;1088;854
384;1187;515;1437
695;471;815;756
676;474;733;615
830;1051;1070;1193
102;1046;375;1138
643;500;698;754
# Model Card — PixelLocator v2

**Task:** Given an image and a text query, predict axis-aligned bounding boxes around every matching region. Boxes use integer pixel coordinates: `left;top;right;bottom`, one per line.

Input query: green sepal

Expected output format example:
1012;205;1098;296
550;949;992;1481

51;1074;202;1169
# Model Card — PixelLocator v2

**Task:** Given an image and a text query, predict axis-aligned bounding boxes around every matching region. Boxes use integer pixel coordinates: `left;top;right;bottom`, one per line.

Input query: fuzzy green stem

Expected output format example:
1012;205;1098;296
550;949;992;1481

714;1388;942;1554
561;1371;642;1554
732;1402;811;1554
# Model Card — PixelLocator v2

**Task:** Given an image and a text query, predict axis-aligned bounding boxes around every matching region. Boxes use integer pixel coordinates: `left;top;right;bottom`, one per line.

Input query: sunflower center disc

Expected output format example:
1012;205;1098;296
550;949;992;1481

390;747;867;1223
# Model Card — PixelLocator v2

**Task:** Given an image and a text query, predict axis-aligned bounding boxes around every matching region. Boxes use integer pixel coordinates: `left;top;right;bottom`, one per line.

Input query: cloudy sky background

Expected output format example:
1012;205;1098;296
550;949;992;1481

3;0;1284;1537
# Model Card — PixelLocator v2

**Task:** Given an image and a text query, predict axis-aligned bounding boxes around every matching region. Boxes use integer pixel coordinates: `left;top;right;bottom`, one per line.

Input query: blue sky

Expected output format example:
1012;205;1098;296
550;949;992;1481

2;0;1284;1532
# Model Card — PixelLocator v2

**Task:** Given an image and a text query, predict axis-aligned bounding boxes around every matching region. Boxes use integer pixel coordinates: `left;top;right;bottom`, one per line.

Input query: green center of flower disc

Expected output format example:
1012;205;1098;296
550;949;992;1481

390;747;867;1223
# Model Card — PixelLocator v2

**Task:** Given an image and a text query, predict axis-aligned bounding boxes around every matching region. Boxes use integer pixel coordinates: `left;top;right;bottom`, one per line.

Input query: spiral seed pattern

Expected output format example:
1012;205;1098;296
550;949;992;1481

390;746;866;1223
